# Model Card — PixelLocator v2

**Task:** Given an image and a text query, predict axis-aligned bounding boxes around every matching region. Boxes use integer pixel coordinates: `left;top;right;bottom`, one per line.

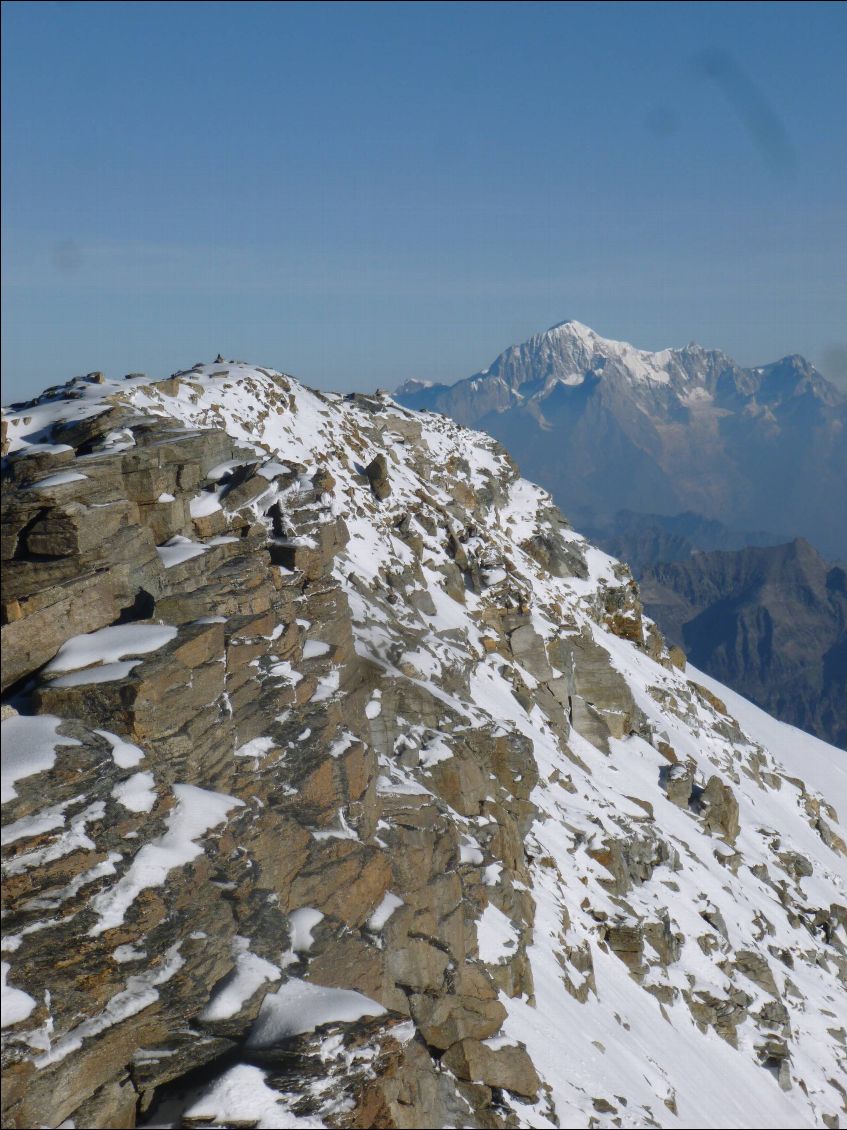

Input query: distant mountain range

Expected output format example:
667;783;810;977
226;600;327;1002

396;320;847;560
640;538;847;748
397;321;847;746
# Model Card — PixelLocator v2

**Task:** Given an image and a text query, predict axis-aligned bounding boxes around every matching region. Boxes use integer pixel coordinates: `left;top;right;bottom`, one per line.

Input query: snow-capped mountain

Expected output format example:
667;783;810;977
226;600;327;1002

2;362;846;1129
396;321;847;560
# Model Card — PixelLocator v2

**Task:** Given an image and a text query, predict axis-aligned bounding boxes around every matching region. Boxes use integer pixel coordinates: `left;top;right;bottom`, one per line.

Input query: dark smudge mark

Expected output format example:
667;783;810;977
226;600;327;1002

820;344;847;389
695;47;796;176
645;106;679;138
51;240;84;273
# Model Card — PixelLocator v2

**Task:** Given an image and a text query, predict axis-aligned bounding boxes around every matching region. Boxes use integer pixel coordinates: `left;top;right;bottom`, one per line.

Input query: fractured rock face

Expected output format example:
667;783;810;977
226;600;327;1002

665;763;695;808
441;1037;541;1099
365;452;392;500
699;774;741;844
1;361;846;1130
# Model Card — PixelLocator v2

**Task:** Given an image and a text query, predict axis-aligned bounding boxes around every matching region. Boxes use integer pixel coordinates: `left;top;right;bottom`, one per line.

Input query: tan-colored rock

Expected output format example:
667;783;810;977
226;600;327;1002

700;775;740;844
1;566;140;692
666;764;694;808
365;453;391;500
668;644;687;670
689;680;728;715
441;1037;540;1098
732;949;780;997
410;993;506;1049
387;938;450;993
290;841;391;927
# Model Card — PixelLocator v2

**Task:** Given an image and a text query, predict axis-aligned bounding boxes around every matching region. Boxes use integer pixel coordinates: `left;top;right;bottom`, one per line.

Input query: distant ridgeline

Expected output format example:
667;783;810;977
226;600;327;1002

638;539;847;749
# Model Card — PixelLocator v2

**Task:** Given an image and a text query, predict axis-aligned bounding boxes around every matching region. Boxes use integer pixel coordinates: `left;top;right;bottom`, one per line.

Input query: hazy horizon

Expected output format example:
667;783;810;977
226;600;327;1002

3;1;846;402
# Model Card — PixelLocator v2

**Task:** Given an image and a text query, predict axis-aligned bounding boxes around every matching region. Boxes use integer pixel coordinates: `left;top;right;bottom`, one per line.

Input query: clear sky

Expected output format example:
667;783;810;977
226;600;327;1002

2;0;846;402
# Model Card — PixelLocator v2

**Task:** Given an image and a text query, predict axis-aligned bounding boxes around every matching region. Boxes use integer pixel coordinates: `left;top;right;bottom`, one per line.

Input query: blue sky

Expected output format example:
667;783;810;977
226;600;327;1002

2;1;846;401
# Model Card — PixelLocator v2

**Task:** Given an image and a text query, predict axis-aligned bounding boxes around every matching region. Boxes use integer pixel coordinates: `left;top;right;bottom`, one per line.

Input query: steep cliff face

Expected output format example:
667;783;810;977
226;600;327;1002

1;363;846;1130
639;540;847;749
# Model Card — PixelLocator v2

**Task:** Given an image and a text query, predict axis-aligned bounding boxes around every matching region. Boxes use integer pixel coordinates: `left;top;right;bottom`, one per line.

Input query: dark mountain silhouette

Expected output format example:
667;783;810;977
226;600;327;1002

640;539;847;748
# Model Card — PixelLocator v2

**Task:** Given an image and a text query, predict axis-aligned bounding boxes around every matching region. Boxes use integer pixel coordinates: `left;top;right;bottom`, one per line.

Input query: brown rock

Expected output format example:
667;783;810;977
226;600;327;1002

668;644;687;670
441;1038;540;1098
700;775;740;843
365;453;391;500
387;938;450;994
410;993;506;1050
689;680;728;715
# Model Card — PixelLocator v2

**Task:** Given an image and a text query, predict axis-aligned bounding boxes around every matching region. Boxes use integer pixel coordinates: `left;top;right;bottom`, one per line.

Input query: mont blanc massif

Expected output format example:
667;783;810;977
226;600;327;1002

1;331;845;1129
398;321;847;749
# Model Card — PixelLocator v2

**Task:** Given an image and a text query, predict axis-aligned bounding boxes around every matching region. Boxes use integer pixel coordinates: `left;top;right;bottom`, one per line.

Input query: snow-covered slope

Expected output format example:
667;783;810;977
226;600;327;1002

690;666;847;821
2;361;845;1129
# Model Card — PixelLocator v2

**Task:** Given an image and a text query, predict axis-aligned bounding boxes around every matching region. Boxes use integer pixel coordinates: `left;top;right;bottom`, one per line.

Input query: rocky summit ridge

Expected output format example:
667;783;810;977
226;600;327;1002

1;361;846;1129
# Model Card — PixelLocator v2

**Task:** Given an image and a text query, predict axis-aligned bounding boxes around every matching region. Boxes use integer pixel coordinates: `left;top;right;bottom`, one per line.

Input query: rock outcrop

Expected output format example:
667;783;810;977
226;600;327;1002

1;362;845;1129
